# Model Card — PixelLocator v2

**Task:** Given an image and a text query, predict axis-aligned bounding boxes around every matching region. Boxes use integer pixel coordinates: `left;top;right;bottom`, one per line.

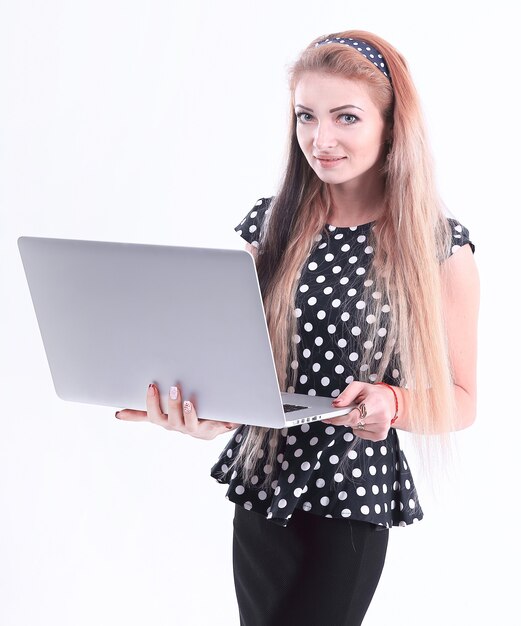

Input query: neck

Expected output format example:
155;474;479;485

327;173;386;227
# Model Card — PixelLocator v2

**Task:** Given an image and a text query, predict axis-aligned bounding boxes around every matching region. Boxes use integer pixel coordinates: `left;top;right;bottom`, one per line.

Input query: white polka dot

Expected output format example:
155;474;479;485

299;284;309;292
287;473;295;483
281;460;289;470
316;275;326;283
301;423;310;433
334;472;344;482
320;496;330;506
351;326;361;335
294;308;302;317
347;449;357;459
315;337;324;346
244;501;252;510
329;454;339;464
352;468;362;478
369;465;377;476
301;461;311;471
356;487;366;496
294;448;303;457
304;322;313;331
300;374;308;383
258;491;267;500
335;364;345;373
310;437;319;445
302;501;312;511
365;447;374;457
316;478;326;488
360;505;370;515
327;325;336;334
341;508;352;517
332;298;341;307
287;435;297;445
294;487;303;497
317;310;326;320
308;261;318;270
349;352;359;361
278;499;287;509
312;363;321;372
303;349;311;358
321;376;330;386
307;296;317;306
338;491;348;500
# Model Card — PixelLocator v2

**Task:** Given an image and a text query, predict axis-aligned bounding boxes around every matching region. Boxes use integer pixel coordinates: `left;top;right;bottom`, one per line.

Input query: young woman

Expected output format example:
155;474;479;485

116;30;479;626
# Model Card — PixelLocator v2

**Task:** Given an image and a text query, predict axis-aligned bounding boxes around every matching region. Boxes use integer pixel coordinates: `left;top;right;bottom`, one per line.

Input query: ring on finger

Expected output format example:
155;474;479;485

355;402;367;430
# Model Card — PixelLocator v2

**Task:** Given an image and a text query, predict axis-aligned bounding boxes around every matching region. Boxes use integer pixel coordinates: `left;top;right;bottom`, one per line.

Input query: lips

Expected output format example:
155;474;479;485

314;156;345;160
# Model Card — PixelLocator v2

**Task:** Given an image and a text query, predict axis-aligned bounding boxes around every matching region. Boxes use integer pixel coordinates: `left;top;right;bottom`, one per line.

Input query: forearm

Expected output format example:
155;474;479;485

388;383;477;434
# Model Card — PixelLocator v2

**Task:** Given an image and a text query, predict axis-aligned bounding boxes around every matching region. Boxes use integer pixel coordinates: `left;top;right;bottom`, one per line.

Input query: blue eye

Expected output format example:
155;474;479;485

340;114;358;124
296;112;313;123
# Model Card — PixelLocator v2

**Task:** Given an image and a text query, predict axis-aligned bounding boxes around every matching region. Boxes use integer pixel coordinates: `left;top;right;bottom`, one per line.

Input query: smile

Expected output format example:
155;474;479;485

315;156;346;168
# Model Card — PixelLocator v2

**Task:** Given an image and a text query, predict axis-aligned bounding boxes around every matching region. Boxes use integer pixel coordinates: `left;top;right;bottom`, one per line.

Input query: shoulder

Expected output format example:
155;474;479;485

234;196;275;246
445;217;475;257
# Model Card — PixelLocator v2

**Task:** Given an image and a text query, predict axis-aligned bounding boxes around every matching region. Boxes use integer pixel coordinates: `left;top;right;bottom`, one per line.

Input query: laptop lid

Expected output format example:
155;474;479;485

18;235;330;429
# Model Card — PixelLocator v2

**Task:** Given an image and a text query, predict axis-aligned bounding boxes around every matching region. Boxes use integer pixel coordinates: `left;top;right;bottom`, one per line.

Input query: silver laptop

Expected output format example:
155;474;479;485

17;236;354;429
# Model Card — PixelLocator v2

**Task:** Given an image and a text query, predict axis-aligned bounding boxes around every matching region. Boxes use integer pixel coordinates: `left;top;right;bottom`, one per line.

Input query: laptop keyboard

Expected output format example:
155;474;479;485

283;403;308;413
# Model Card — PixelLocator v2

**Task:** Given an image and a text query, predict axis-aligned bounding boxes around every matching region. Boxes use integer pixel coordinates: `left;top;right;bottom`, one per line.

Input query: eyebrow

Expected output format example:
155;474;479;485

294;104;364;113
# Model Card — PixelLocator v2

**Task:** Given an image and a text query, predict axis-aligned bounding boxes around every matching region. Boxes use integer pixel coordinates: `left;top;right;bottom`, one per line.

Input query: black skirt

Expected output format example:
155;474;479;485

232;503;389;626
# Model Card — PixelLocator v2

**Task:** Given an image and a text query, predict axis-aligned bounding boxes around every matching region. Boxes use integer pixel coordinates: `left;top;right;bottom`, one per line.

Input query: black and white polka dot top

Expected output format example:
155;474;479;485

210;197;475;528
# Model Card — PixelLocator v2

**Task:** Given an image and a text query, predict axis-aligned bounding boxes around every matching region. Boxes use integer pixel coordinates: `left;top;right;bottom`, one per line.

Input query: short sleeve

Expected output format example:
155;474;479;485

234;197;274;247
446;218;476;258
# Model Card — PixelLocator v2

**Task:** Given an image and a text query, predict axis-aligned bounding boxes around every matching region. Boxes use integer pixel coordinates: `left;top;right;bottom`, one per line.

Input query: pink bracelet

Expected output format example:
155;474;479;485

374;382;399;425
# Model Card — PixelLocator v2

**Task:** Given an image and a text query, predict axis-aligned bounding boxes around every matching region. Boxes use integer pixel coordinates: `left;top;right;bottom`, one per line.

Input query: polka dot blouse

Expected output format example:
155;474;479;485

210;197;475;528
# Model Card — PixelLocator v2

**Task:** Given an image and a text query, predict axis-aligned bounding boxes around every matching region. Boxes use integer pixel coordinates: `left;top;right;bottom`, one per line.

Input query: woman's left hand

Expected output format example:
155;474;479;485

322;381;396;442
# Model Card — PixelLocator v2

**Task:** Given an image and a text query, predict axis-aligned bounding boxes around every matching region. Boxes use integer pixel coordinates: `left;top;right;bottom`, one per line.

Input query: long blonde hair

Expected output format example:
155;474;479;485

227;30;456;489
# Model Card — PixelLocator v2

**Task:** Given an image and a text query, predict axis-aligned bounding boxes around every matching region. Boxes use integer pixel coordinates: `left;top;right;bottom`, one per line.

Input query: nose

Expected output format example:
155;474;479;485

313;121;338;150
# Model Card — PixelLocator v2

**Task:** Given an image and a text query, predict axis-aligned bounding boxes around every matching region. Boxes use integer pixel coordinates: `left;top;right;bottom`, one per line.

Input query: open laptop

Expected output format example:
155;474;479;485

17;236;354;429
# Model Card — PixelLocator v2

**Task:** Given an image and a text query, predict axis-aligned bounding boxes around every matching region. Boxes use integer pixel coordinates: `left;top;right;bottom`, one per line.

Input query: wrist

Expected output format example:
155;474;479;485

374;382;399;425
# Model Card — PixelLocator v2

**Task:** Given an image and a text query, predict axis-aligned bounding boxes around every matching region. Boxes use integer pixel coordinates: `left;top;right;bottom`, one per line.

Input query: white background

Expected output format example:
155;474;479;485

1;1;519;624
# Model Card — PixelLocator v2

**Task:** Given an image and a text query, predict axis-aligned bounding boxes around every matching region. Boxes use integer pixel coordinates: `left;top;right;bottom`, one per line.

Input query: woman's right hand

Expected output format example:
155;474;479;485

115;382;242;440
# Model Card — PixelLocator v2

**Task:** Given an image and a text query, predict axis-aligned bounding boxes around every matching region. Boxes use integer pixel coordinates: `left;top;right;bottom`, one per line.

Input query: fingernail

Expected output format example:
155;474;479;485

183;400;192;413
148;383;155;396
170;386;178;400
115;411;120;418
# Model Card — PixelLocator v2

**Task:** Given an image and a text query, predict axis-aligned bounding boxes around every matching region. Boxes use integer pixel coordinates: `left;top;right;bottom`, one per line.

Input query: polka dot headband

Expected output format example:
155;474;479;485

314;37;392;82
